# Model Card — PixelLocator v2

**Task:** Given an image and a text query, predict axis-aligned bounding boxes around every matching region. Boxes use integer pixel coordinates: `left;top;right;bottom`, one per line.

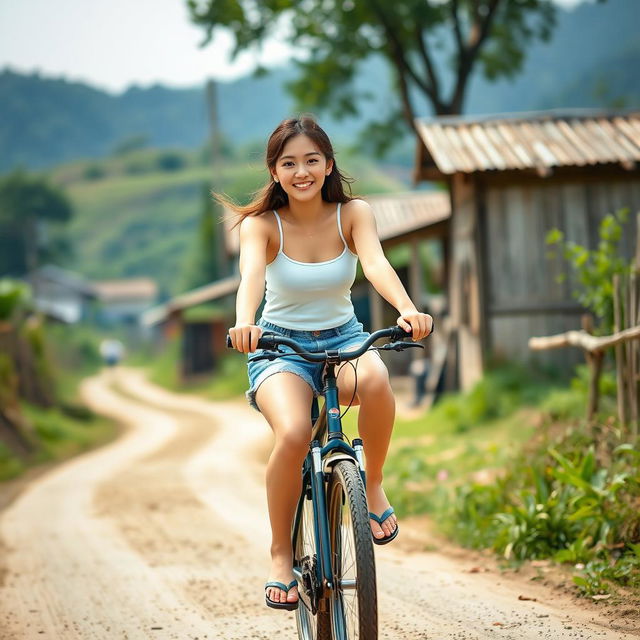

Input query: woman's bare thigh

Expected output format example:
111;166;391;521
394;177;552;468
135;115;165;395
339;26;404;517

336;350;390;406
255;372;315;441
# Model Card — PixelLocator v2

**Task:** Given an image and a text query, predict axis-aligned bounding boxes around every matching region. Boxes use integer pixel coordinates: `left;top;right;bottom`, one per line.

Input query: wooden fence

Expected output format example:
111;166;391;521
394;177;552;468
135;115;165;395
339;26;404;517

614;268;639;435
529;212;640;436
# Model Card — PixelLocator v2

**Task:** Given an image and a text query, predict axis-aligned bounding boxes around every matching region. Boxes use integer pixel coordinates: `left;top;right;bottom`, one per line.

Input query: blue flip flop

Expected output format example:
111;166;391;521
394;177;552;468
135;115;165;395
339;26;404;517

265;579;299;611
369;507;399;545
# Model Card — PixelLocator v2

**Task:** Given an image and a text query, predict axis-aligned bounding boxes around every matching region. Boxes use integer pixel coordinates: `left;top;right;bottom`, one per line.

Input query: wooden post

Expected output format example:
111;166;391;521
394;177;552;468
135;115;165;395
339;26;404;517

409;239;424;363
629;271;639;434
206;79;227;278
369;284;384;332
613;274;627;429
582;314;603;421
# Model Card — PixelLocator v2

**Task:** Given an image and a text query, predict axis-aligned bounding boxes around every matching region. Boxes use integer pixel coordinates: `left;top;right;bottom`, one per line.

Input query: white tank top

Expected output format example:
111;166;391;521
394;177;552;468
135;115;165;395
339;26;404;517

261;203;358;330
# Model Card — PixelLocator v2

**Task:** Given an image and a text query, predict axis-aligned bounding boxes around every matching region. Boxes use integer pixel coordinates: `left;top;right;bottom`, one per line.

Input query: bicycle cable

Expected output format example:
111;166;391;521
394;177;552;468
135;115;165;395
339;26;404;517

337;357;359;419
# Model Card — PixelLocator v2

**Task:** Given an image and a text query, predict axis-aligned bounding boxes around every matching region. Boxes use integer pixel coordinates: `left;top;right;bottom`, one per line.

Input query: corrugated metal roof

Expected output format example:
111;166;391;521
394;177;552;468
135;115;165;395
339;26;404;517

223;191;450;254
365;191;450;241
141;275;240;326
415;110;640;176
93;278;158;302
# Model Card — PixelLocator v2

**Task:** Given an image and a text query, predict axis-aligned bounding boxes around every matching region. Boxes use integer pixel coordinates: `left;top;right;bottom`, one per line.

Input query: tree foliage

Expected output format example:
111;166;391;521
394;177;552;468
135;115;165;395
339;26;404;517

0;170;74;276
188;0;557;147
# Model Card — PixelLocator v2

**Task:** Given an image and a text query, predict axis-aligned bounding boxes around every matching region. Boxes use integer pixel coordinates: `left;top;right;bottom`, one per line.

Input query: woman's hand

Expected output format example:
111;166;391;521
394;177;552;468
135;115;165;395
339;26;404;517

229;323;263;353
396;310;434;341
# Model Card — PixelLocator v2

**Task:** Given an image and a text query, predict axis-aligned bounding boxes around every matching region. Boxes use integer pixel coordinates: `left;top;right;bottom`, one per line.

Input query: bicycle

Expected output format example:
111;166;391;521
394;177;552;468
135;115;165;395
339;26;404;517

229;324;429;639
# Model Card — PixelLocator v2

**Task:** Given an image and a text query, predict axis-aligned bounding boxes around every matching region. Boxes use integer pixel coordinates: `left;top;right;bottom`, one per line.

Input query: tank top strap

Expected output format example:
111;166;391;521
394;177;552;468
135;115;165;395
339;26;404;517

336;202;347;249
272;210;284;254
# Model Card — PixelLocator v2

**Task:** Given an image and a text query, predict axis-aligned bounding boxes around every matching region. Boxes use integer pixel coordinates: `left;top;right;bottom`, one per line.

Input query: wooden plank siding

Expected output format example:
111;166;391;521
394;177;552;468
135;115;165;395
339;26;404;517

480;174;640;372
449;174;485;388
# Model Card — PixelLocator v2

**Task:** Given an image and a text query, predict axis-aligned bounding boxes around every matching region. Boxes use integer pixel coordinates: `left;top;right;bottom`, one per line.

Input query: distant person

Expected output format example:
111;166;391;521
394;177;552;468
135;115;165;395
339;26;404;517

99;338;124;367
410;356;430;407
224;116;433;610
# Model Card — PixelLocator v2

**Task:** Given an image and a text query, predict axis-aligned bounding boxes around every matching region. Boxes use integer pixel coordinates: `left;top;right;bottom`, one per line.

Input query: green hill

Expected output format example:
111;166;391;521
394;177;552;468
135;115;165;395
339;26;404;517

51;148;406;297
2;0;639;173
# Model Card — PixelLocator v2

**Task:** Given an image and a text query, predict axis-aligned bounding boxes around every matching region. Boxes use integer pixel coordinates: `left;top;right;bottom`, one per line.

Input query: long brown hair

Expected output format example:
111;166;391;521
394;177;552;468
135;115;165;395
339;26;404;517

217;115;355;228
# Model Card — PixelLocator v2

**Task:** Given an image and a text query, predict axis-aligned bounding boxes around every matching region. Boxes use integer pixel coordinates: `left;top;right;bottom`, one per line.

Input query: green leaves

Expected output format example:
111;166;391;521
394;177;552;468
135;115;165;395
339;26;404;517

188;0;560;129
545;207;632;334
0;279;31;322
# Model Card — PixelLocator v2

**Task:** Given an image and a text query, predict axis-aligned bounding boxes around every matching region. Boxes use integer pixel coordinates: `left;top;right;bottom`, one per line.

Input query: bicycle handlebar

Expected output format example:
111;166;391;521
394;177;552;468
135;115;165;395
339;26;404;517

226;323;433;363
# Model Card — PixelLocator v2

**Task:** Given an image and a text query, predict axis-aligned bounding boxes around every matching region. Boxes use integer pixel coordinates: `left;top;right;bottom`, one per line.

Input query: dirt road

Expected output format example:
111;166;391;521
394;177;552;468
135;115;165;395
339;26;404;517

0;368;637;639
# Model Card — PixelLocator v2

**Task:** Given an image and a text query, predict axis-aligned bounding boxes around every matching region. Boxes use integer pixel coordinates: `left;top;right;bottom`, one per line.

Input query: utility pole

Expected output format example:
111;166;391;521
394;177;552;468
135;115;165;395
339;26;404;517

206;79;227;278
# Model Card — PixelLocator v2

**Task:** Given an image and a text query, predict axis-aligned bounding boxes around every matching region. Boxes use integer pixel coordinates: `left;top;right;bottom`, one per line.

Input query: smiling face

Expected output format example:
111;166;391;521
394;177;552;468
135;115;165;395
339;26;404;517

271;134;334;203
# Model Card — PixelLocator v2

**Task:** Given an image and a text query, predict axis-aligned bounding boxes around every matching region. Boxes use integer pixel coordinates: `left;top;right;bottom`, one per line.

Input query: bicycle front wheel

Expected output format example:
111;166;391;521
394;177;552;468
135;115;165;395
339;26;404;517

294;483;331;640
327;460;377;640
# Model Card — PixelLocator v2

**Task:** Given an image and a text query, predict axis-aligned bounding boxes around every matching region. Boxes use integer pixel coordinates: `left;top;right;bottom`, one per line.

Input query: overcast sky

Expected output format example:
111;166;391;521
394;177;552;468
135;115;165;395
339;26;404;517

0;0;590;95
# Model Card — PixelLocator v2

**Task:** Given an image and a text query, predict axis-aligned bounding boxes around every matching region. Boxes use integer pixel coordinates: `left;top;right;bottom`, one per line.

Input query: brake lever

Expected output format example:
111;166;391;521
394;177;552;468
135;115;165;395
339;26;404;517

377;341;425;352
251;354;279;362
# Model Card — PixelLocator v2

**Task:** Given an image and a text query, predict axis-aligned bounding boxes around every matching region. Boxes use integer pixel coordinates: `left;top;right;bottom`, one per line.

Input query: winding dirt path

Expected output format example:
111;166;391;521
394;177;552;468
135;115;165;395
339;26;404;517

0;368;637;639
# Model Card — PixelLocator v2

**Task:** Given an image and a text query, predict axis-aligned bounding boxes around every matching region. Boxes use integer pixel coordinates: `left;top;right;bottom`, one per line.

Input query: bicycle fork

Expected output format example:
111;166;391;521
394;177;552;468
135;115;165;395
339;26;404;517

310;439;334;593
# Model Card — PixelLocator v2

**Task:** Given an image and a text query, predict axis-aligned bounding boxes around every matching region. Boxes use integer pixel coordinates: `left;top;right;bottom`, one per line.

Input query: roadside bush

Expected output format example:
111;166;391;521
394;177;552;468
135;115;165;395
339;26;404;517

156;152;186;172
83;164;105;180
445;427;640;596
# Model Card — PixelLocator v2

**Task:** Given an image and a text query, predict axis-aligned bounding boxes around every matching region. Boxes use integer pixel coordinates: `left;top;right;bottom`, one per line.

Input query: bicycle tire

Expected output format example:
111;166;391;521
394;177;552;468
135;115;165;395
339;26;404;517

294;486;332;640
327;460;378;639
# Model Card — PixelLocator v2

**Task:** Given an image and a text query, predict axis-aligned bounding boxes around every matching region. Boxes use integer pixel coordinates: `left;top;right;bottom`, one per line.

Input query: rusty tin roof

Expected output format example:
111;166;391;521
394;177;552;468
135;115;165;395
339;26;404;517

415;109;640;177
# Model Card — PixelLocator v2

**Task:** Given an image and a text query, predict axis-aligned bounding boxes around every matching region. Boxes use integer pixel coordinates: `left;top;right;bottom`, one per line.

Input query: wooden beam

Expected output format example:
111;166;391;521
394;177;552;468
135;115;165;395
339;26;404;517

529;324;640;353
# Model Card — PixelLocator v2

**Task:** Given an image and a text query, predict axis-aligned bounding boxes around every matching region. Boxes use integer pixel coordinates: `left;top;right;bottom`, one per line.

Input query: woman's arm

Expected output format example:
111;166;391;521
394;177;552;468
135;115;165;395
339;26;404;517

348;200;433;340
229;215;268;353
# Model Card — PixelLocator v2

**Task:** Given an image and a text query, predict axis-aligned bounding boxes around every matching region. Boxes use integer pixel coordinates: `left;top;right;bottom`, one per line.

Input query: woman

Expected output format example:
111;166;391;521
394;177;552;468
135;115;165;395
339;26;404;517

226;116;433;610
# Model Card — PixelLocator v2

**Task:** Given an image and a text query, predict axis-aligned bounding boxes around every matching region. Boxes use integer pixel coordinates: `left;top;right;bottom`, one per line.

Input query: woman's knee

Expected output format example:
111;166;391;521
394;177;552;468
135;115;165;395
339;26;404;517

272;421;311;455
356;368;393;401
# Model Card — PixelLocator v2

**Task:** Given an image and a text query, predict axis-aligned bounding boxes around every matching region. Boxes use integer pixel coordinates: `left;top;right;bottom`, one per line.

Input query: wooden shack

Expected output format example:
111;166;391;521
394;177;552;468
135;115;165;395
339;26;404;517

414;109;640;389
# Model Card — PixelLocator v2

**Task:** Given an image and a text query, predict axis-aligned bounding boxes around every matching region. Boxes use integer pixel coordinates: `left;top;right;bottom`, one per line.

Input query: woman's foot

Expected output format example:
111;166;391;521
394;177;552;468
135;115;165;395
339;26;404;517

366;482;398;541
266;554;299;606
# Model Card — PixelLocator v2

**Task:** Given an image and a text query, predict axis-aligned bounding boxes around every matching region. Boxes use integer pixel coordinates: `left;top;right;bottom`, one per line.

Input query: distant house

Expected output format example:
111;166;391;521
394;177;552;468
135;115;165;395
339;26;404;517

414;109;640;389
26;265;96;324
141;276;240;378
93;278;158;326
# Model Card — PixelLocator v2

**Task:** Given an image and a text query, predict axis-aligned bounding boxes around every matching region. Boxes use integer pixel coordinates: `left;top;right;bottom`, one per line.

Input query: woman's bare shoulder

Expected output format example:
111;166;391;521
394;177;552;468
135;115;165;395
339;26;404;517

342;198;374;227
240;211;277;238
342;198;372;215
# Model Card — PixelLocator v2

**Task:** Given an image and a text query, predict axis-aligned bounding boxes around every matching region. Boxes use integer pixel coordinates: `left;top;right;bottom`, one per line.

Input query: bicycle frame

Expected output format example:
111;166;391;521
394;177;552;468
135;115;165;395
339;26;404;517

291;360;365;612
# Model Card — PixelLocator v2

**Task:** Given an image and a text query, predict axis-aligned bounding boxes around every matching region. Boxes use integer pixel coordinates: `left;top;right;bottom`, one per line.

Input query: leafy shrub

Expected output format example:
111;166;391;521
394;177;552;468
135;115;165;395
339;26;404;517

0;279;30;321
445;428;640;595
156;152;186;172
546;207;632;334
83;164;105;180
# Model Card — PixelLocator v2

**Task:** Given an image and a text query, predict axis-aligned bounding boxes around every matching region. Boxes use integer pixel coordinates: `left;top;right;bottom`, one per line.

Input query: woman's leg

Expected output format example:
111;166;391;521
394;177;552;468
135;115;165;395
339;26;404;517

255;372;314;605
337;352;398;540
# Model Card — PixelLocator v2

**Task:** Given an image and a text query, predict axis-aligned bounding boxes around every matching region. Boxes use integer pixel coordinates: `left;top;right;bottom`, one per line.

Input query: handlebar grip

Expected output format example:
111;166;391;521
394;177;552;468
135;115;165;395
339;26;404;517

390;326;413;341
389;320;435;342
225;332;279;350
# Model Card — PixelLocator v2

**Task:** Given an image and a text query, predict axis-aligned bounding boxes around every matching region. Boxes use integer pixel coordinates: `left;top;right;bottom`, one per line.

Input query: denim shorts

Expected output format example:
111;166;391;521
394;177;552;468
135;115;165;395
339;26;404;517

246;315;373;412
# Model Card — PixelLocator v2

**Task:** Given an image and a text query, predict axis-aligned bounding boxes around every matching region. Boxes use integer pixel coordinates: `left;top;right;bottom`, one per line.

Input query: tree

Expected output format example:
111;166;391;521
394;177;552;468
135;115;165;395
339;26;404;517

0;170;73;276
188;0;557;146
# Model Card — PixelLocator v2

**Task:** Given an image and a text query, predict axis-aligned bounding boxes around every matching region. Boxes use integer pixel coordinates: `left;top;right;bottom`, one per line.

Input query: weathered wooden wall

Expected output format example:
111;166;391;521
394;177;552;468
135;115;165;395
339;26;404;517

450;174;486;389
481;171;640;371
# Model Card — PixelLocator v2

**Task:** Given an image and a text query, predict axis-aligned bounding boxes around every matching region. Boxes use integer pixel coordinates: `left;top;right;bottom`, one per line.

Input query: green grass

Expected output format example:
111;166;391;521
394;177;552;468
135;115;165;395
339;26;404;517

0;402;117;482
0;323;118;482
143;336;248;401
